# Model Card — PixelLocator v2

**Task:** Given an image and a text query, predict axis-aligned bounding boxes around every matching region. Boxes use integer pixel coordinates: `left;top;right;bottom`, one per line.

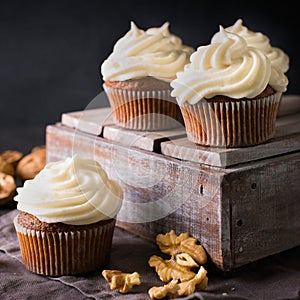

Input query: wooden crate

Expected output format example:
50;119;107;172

46;95;300;272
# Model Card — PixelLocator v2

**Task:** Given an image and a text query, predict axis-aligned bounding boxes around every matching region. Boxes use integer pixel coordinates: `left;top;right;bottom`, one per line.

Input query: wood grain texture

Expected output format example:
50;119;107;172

222;153;300;269
61;107;113;136
103;125;186;152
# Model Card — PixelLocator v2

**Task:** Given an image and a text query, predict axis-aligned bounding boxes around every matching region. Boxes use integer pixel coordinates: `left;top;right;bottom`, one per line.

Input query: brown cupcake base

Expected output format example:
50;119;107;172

103;83;184;131
180;92;282;147
14;212;116;276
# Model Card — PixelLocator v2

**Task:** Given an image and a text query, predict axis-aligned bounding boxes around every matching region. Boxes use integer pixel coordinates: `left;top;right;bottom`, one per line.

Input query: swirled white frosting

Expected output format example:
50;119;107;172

14;155;123;225
171;27;288;105
101;21;194;82
212;19;289;73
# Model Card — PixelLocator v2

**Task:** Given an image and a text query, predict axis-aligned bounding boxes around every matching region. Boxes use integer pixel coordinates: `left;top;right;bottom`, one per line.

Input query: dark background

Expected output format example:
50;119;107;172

0;0;299;151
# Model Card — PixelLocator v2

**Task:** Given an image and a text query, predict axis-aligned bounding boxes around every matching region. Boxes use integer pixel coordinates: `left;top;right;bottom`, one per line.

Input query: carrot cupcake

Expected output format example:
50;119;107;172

14;155;123;276
170;26;289;147
101;21;194;130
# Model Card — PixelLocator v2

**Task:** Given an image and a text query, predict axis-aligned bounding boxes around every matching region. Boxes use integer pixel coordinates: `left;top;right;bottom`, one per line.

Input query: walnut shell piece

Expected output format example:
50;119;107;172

16;147;46;181
0;172;16;206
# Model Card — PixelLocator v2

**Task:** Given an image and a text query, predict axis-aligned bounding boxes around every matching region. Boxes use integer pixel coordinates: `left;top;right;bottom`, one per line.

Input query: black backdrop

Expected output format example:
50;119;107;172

0;0;299;128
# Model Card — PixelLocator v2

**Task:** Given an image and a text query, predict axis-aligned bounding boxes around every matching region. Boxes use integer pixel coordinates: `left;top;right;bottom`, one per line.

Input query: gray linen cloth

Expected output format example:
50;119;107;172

0;209;299;300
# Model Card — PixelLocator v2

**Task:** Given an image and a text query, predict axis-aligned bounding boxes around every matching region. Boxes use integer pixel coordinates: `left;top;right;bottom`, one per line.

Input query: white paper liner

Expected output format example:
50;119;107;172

180;93;282;147
14;216;116;276
103;84;184;130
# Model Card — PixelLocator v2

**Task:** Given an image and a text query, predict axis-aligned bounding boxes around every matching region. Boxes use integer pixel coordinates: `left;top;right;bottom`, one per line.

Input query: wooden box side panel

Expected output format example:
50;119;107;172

46;124;226;269
117;166;225;268
223;153;300;268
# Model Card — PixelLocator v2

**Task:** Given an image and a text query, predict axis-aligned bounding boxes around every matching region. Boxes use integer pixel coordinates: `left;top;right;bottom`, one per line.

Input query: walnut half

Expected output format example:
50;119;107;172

156;230;207;265
0;150;23;168
16;146;46;181
0;157;15;177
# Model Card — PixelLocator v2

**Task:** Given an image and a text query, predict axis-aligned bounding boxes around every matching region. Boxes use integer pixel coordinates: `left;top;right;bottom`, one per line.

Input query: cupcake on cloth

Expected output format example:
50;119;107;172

101;21;194;130
14;155;123;276
212;18;289;73
170;26;289;147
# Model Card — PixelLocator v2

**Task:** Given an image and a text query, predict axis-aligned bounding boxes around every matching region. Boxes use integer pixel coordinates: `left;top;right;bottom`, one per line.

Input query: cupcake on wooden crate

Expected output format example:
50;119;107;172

170;26;289;147
14;154;123;276
100;21;194;130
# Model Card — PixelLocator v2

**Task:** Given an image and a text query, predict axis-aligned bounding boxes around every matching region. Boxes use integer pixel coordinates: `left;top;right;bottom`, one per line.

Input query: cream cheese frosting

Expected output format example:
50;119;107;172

212;19;289;73
101;21;194;82
14;155;123;225
170;27;288;105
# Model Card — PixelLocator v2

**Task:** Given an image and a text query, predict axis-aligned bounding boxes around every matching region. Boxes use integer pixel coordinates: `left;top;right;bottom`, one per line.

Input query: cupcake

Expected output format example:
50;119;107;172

14;155;123;276
101;21;194;130
212;19;289;73
170;26;289;147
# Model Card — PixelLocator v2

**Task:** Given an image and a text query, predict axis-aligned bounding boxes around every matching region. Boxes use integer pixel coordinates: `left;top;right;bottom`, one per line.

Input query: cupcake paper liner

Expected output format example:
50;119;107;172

14;216;116;276
103;84;184;131
180;93;282;147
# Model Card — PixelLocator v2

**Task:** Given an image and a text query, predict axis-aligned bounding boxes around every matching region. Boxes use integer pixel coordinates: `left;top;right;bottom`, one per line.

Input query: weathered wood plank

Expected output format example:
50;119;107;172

103;125;186;152
61;107;114;136
222;152;300;268
160;112;300;168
